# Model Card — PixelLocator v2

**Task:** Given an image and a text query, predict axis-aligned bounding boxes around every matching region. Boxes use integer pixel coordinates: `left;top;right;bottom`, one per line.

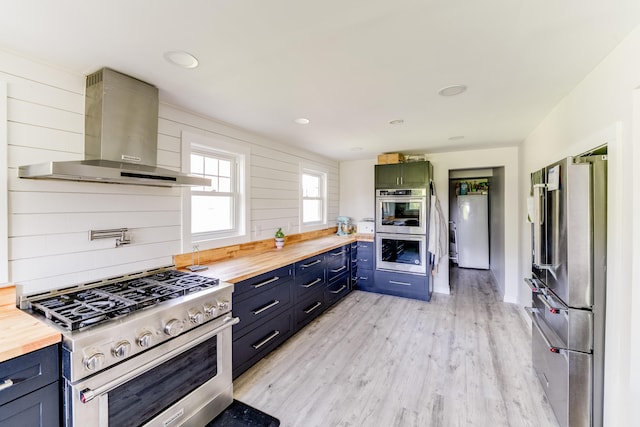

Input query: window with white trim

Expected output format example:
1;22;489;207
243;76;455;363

190;151;235;235
301;169;326;226
182;132;249;250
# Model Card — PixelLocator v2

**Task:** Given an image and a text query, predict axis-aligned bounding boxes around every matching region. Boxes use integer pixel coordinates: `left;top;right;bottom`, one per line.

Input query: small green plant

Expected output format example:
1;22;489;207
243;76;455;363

275;228;285;238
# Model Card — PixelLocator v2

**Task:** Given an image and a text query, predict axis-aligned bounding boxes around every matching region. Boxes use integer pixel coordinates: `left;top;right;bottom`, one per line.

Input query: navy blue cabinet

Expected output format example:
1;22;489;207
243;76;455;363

232;266;294;378
232;244;353;379
373;270;430;301
354;241;375;291
0;344;60;427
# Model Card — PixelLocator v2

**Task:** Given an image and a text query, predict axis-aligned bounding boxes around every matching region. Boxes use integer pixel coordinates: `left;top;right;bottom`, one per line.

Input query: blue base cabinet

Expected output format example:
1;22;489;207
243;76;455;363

232;244;352;379
373;270;431;301
0;344;60;427
232;266;294;378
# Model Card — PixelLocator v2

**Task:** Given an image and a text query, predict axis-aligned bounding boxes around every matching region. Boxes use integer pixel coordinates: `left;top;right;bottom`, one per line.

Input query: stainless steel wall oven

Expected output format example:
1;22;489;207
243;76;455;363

375;233;427;275
375;188;427;235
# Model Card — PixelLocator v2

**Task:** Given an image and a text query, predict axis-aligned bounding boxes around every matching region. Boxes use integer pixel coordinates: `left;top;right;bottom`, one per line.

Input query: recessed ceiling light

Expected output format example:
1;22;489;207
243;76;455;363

438;85;467;96
389;119;404;125
163;51;199;69
294;118;310;125
350;147;363;151
448;135;465;141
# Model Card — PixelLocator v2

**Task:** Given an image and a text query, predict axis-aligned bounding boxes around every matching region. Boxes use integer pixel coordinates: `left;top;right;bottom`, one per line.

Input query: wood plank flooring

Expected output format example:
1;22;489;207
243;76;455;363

233;267;560;427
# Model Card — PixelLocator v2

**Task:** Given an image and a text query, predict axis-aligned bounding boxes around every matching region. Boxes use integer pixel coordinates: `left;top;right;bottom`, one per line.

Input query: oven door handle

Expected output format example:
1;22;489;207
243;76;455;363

80;316;240;404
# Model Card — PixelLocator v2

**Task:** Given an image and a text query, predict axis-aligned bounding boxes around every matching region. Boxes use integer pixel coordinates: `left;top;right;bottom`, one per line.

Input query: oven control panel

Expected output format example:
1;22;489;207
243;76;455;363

64;283;234;382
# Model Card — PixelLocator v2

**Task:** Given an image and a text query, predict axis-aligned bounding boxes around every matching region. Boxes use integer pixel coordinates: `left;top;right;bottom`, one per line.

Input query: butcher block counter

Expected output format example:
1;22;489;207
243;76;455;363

183;234;372;284
0;286;61;363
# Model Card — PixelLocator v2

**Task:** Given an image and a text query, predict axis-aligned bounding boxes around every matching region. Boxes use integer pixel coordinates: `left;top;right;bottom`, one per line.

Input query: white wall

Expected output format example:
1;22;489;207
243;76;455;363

519;25;640;427
1;49;339;295
489;167;505;298
338;158;376;222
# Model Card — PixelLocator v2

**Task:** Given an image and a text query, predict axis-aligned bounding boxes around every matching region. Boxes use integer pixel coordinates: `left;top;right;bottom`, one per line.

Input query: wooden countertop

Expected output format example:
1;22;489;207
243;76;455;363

0;286;61;363
185;234;373;284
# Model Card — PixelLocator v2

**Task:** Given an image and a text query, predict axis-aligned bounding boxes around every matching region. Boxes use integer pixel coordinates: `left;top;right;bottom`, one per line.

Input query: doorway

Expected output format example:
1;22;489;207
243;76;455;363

448;167;506;298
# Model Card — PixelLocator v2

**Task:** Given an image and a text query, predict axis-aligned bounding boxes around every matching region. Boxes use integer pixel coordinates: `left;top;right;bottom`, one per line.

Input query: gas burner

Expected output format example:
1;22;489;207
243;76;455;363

28;269;220;331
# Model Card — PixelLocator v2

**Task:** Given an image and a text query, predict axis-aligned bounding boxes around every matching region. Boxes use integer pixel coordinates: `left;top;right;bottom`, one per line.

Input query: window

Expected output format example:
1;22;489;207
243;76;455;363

301;169;326;226
182;132;250;250
190;151;235;234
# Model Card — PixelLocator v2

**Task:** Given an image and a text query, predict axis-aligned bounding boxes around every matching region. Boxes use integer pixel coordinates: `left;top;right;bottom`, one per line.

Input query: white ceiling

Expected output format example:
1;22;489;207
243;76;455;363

1;0;639;161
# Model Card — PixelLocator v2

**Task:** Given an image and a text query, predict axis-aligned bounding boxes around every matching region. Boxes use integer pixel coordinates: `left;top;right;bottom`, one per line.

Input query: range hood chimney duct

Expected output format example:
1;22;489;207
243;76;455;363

18;68;210;187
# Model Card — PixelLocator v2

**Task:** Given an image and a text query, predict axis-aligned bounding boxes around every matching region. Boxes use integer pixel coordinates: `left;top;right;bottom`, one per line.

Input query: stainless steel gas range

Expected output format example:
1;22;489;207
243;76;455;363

18;266;238;427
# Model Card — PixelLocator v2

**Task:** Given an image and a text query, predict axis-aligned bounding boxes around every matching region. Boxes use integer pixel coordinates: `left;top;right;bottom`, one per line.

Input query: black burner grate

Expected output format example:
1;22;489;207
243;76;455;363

30;270;219;331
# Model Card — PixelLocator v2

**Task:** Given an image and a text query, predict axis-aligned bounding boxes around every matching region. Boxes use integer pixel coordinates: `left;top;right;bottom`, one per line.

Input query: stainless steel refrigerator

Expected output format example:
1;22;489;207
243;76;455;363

525;147;607;427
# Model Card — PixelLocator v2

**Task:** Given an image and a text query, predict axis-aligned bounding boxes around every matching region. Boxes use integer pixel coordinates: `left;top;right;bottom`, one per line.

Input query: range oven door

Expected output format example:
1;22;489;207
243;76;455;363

65;315;238;427
376;190;427;235
375;233;427;275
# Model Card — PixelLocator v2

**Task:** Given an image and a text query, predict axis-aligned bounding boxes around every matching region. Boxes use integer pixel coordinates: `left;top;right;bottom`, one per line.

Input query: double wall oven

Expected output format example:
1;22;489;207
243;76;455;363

19;267;237;427
375;188;428;275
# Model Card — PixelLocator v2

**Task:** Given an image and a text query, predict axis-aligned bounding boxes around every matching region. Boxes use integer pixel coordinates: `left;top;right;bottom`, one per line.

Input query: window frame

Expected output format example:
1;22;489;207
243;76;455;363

181;131;250;251
0;81;7;284
300;166;328;229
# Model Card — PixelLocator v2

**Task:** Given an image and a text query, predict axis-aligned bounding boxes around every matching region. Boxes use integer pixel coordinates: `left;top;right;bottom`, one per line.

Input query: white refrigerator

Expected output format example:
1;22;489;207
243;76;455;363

456;194;489;269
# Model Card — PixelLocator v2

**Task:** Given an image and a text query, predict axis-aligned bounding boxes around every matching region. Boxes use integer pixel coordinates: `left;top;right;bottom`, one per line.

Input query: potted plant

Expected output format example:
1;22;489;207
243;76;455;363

275;227;285;249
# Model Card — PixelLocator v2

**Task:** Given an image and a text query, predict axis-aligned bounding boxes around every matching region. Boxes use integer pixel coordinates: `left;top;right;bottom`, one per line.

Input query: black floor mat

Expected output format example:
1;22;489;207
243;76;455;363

206;400;280;427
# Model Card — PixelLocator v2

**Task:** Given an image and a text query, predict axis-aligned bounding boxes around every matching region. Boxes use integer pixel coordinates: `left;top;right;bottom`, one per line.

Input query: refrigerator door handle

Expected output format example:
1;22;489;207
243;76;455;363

532;183;546;268
536;293;568;314
524;277;544;294
525;308;565;354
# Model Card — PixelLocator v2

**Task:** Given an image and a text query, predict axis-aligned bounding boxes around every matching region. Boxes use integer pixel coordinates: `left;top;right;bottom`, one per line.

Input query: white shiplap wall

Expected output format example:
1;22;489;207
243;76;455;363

2;49;339;295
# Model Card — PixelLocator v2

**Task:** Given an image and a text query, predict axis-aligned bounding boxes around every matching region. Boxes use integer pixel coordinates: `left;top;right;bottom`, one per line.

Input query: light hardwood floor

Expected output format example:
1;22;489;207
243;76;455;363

233;267;560;427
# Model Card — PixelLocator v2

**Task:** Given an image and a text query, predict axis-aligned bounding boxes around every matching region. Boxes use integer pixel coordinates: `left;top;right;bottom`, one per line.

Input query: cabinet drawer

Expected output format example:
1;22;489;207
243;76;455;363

232;310;293;378
294;288;325;330
325;274;350;306
294;254;325;277
0;380;59;427
374;270;429;300
0;344;59;406
233;265;292;300
356;242;374;269
294;271;326;302
233;281;292;335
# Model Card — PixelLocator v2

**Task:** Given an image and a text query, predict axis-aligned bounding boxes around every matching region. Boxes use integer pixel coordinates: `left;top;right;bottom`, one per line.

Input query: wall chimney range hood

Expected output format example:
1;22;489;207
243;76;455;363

18;68;210;187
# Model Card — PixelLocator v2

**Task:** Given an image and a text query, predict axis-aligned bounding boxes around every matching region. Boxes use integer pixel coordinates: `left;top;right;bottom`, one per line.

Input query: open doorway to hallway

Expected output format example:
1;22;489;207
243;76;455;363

448;167;506;299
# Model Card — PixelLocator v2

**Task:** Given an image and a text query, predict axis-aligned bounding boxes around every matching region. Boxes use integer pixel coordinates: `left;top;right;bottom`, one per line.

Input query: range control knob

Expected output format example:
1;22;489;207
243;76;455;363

83;351;105;372
164;319;185;337
203;303;217;318
137;331;153;348
112;340;131;359
217;300;230;311
189;309;204;325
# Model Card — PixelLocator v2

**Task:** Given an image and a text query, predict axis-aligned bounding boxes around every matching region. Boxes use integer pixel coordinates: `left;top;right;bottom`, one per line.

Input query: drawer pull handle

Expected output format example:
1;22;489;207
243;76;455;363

303;301;322;314
0;379;14;392
252;330;280;350
330;266;347;273
302;278;323;288
252;300;280;315
330;285;347;294
301;259;322;268
254;276;280;288
389;280;411;286
330;250;346;256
